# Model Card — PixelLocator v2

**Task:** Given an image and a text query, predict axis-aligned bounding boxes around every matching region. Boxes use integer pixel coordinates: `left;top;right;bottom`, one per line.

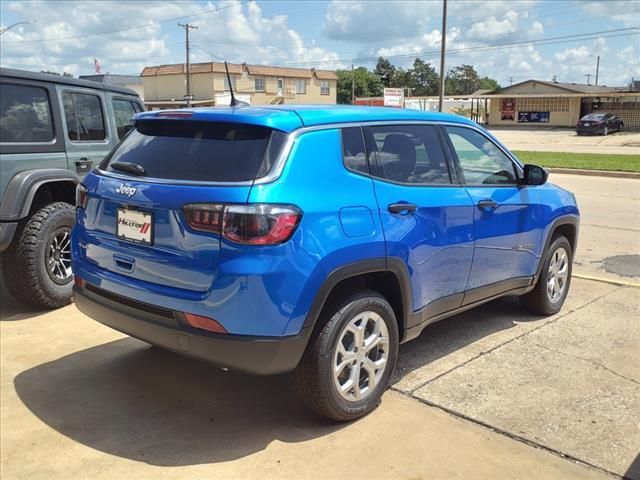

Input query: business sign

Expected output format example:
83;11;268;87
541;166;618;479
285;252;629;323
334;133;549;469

501;98;516;121
384;88;404;107
518;111;550;123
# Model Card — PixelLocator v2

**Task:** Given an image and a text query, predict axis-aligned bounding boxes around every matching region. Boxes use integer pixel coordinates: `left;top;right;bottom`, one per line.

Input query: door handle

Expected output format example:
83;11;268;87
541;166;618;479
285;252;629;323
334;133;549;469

388;203;417;214
477;199;498;210
75;158;93;174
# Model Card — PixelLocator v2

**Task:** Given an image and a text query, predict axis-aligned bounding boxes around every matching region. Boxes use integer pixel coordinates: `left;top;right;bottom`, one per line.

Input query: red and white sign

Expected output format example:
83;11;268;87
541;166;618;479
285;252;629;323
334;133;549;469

383;88;404;108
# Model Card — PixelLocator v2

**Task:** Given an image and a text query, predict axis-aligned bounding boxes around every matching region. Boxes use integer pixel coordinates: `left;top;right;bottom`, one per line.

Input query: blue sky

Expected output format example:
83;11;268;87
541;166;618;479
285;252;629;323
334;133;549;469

1;0;638;87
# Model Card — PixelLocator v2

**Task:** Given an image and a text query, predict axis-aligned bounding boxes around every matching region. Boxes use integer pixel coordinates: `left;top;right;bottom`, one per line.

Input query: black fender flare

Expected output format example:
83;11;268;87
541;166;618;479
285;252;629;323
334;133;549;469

0;169;79;221
301;257;413;334
534;214;580;281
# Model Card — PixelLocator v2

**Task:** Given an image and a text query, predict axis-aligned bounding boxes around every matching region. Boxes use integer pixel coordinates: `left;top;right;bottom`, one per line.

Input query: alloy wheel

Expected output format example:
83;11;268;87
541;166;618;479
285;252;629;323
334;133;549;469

333;311;390;401
547;247;569;303
46;227;72;285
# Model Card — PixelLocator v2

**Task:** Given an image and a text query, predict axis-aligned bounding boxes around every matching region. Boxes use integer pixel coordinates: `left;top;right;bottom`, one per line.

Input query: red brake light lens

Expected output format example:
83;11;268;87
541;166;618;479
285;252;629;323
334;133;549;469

182;203;302;245
76;184;88;209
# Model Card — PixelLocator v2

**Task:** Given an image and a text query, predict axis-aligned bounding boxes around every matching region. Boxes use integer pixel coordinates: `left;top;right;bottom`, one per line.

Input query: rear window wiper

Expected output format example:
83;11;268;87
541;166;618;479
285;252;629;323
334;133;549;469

110;162;146;176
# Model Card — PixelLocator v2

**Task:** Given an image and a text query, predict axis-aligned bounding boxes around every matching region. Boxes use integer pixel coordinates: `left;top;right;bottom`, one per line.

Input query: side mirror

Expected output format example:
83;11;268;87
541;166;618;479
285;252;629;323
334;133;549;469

522;164;548;186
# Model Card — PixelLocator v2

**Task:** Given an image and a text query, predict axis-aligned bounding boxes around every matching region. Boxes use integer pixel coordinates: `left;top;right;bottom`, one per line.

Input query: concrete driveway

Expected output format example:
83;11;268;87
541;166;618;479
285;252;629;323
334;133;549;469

1;173;639;479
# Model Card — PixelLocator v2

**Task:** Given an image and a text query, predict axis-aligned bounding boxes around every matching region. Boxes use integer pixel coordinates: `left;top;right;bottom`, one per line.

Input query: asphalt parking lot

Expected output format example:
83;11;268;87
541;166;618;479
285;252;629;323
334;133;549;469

1;173;639;480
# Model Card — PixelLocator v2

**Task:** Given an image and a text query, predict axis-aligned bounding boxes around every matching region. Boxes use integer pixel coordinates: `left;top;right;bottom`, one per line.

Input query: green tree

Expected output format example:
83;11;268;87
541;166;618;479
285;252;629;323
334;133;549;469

374;57;396;87
479;76;500;91
409;59;439;96
445;64;480;95
336;67;383;104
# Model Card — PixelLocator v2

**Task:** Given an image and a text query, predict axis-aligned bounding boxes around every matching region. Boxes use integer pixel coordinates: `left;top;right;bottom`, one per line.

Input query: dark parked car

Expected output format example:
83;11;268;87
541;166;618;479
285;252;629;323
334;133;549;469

576;113;624;135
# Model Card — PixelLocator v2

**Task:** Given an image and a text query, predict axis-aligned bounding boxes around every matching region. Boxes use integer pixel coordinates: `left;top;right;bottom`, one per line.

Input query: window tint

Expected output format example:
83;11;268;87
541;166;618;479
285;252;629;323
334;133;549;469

341;127;367;174
112;99;138;139
103;121;287;182
62;92;106;141
366;124;451;184
0;83;54;143
445;126;517;185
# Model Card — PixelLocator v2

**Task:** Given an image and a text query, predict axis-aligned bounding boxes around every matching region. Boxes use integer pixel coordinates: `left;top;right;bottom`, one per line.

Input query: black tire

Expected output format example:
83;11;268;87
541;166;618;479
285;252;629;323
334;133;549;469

1;202;75;309
520;235;573;316
294;290;399;421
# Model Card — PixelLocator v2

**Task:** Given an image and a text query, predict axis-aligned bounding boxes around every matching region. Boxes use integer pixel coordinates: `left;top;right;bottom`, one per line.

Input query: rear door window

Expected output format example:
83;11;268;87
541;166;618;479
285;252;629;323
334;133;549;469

0;83;54;143
62;92;106;141
112;98;138;139
103;121;287;182
364;124;451;184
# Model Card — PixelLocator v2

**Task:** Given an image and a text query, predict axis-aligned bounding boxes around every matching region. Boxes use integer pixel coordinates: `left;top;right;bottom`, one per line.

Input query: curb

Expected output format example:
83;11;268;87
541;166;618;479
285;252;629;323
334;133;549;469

573;273;640;288
549;168;640;179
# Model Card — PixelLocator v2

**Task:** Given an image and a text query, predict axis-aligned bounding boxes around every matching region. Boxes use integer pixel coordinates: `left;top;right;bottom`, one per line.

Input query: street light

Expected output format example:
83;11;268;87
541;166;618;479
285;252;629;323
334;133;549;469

0;20;37;35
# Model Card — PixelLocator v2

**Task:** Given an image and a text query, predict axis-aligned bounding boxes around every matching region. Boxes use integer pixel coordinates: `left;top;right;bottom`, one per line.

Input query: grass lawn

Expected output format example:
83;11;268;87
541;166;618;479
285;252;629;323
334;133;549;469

513;151;640;173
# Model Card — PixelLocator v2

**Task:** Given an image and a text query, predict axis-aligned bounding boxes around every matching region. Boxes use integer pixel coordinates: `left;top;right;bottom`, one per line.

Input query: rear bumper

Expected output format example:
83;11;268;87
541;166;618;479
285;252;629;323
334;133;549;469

576;126;605;134
74;284;311;375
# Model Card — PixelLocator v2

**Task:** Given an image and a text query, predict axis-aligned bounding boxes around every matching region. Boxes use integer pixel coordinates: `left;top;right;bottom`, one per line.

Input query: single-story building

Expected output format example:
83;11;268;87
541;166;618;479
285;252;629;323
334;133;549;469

479;79;640;128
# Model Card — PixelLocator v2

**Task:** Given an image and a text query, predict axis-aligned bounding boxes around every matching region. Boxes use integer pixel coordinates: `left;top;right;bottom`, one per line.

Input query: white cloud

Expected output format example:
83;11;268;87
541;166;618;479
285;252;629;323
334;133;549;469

581;1;640;27
0;0;342;74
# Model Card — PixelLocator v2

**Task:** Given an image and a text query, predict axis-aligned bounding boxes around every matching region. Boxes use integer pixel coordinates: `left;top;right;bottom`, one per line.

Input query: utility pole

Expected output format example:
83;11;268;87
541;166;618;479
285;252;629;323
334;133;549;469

438;0;447;112
595;55;600;86
351;64;355;104
178;22;198;108
585;73;592;85
508;77;514;86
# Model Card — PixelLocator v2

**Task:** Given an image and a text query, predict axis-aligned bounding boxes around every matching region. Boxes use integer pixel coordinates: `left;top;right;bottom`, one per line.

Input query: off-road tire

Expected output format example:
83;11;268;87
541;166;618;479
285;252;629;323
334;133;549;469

520;235;573;316
294;290;399;421
2;202;75;309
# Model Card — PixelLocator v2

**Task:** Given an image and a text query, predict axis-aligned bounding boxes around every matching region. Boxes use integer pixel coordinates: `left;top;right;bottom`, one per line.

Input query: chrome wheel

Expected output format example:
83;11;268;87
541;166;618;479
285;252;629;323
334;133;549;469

333;311;390;402
547;247;569;303
46;227;72;285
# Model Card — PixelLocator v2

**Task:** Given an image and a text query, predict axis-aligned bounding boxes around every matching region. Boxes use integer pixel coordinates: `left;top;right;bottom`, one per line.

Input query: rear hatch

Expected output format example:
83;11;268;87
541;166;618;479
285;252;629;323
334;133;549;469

77;116;289;292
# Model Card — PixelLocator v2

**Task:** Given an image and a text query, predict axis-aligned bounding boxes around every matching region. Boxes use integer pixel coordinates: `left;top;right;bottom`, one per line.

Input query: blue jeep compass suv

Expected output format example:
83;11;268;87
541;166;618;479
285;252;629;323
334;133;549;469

72;105;579;421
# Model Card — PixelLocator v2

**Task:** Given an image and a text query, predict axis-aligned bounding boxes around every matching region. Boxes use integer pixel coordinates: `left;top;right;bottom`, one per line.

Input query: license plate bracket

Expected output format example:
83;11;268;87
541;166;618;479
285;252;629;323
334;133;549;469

117;208;153;245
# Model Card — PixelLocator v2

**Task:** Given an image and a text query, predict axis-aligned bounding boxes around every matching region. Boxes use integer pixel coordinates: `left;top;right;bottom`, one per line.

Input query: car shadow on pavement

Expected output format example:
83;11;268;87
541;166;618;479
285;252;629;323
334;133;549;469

0;282;47;321
392;295;541;386
14;338;345;466
13;295;540;467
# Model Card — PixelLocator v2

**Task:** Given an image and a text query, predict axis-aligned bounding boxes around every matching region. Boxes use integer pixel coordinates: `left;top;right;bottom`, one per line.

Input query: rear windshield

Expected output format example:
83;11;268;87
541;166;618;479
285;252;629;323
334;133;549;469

102;120;287;182
581;114;605;121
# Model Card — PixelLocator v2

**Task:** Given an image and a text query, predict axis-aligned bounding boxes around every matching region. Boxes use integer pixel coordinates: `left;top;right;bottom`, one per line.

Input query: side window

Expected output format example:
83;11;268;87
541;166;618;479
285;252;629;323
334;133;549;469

341;127;368;174
366;124;451;184
444;126;517;185
112;99;138;139
0;83;54;143
62;92;106;141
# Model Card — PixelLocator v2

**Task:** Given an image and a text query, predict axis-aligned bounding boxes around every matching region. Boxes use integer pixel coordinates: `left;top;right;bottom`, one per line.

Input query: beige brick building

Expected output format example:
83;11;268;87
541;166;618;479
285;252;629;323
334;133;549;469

140;62;337;109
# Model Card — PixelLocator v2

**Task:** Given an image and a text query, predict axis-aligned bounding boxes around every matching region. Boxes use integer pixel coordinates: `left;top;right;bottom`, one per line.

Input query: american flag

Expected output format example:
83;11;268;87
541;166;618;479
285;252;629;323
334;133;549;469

94;58;102;74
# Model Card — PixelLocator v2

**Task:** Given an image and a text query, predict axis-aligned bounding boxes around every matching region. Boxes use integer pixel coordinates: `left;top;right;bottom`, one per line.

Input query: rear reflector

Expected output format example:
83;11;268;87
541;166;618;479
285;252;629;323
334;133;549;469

74;276;85;287
184;313;227;334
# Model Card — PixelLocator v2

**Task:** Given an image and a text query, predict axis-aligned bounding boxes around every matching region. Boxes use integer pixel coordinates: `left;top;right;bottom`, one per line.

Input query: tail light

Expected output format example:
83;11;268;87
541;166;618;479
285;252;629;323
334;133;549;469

183;203;302;245
76;184;88;209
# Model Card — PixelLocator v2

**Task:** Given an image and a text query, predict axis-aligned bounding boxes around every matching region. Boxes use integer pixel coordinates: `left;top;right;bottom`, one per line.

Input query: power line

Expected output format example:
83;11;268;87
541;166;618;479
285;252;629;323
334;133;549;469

1;1;239;44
